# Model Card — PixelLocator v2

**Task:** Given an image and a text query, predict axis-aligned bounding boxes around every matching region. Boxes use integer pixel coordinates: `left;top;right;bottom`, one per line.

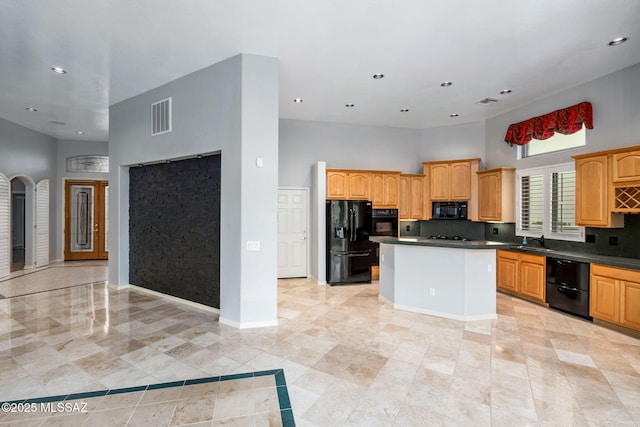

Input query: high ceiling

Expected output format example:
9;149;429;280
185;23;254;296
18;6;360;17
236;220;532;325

1;0;639;142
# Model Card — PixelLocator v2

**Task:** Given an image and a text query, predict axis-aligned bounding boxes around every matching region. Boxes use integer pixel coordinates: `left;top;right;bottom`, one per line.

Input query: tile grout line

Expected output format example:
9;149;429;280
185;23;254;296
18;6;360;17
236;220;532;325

0;369;295;426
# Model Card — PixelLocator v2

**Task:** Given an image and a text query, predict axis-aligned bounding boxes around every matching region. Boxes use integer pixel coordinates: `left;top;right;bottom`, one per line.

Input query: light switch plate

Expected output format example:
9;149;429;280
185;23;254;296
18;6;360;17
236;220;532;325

246;241;261;251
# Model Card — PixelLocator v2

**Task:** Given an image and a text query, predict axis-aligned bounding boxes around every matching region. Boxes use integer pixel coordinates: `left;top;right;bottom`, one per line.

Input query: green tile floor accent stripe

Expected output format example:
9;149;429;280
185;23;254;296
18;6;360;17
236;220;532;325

0;369;296;425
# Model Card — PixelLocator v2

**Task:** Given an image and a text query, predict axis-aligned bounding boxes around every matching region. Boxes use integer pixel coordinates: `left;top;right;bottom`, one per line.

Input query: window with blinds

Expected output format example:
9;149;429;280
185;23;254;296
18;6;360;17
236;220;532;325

517;163;583;242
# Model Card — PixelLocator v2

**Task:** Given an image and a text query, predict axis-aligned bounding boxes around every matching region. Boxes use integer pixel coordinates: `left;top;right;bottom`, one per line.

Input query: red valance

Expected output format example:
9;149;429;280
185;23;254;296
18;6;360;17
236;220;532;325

504;102;593;146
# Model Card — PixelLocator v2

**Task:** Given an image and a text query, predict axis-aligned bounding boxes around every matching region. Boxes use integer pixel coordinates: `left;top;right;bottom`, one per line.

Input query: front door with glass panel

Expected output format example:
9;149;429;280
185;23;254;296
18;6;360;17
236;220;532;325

65;180;108;260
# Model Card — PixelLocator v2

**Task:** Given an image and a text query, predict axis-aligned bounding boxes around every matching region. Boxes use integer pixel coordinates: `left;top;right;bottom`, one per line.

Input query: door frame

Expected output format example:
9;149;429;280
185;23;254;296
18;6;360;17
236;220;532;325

63;179;109;260
8;175;36;270
277;187;310;278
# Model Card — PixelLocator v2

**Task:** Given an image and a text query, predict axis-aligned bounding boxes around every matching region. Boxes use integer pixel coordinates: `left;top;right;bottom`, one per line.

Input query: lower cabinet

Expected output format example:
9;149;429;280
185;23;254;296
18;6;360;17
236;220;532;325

591;264;640;331
496;250;546;302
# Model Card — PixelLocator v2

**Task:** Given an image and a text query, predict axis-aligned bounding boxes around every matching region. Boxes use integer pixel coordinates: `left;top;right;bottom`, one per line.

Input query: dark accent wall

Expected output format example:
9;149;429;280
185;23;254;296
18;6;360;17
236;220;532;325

129;155;221;308
484;215;640;259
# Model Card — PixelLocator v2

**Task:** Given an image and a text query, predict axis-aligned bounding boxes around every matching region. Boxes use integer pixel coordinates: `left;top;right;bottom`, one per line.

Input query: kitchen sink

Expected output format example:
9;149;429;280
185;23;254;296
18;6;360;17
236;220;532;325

516;245;554;252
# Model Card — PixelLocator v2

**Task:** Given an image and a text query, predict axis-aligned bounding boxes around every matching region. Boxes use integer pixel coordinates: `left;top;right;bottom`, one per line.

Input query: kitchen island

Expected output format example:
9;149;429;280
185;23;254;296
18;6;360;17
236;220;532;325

371;237;513;321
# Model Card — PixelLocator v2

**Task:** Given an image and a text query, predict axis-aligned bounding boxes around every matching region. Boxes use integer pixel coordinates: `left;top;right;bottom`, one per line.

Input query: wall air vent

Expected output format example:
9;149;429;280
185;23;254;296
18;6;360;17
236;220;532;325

151;97;172;135
476;98;499;105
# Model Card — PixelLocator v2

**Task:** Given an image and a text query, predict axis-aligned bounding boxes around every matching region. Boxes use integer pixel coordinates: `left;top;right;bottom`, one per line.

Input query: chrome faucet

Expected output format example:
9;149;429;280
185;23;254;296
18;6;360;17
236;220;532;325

530;234;545;248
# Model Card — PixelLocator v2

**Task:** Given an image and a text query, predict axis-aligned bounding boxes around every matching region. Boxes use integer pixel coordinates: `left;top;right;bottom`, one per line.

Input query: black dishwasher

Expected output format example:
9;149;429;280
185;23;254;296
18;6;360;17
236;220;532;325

546;257;592;320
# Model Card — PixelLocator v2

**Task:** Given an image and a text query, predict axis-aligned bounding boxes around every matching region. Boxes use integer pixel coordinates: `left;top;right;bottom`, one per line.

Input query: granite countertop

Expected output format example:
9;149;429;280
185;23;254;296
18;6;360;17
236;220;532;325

508;246;640;271
370;236;640;271
370;236;513;250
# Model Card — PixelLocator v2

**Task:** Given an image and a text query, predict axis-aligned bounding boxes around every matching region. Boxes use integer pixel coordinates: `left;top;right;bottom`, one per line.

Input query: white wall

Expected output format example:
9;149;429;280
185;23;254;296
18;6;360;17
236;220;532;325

419;121;486;166
55;139;108;260
279;119;423;188
0;117;57;261
485;63;640;169
109;54;279;327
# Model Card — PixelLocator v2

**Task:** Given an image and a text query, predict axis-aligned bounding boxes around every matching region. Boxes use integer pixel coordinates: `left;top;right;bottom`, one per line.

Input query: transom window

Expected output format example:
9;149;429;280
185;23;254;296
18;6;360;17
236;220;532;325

520;126;586;158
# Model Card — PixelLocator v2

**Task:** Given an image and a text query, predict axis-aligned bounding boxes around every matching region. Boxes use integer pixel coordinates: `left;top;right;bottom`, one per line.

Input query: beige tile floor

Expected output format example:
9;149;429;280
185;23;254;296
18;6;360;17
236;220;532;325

1;263;640;426
0;371;289;426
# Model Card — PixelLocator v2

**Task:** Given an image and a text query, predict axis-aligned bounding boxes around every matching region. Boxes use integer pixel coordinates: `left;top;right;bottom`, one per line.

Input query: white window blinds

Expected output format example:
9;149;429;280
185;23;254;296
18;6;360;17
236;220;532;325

517;163;583;242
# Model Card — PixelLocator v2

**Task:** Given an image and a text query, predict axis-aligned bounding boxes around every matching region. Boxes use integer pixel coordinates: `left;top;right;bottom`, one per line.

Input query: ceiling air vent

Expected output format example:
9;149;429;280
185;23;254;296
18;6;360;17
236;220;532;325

476;97;499;105
151;97;172;135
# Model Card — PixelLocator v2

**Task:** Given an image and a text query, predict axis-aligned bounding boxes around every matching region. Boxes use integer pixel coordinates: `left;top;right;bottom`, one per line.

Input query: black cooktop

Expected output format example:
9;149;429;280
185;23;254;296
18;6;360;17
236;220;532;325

428;235;472;242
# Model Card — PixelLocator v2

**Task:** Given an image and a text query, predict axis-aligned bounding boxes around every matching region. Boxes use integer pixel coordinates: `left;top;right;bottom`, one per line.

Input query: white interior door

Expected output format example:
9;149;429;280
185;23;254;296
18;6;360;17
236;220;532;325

35;179;49;267
0;173;9;279
278;188;308;278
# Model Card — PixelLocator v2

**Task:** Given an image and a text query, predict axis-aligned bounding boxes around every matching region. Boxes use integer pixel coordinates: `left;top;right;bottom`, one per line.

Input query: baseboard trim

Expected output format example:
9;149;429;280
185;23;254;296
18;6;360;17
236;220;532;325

378;294;394;307
127;284;220;314
390;301;497;322
219;317;278;329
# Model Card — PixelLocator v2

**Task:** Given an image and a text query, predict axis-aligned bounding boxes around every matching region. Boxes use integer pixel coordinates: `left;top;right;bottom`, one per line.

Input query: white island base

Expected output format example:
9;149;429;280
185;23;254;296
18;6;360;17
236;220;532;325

378;242;497;321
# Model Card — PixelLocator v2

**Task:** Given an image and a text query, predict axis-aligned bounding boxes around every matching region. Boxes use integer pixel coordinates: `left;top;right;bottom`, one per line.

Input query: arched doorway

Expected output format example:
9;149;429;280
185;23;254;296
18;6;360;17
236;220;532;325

8;175;36;272
10;178;26;271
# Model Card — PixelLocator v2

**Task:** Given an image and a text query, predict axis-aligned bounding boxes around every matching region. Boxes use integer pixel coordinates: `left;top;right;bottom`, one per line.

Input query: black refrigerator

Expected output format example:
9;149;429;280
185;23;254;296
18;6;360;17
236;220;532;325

326;200;374;285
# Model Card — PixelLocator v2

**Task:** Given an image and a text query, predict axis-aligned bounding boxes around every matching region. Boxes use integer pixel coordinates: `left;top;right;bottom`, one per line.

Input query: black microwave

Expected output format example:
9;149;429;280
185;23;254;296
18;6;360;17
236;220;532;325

432;201;468;220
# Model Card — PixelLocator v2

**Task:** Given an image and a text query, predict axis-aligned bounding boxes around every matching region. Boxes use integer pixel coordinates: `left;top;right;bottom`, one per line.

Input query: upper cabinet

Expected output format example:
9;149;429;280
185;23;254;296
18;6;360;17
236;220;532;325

574;155;613;227
612;149;640;183
424;159;479;201
572;145;640;227
327;170;348;199
399;174;425;219
476;168;515;222
429;163;450;200
326;170;371;200
423;158;479;221
347;171;371;199
371;171;401;208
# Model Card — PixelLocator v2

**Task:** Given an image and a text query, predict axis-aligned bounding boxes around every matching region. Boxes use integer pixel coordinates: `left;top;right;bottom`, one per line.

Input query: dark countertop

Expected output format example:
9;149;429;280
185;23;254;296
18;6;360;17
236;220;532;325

508;246;640;271
370;236;513;250
371;237;640;271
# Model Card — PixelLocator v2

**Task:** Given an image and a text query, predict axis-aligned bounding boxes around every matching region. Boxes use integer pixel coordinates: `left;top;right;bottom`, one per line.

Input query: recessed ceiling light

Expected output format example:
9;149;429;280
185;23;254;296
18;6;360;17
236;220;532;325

51;66;67;74
450;113;459;117
441;81;453;87
50;120;67;125
372;73;384;79
345;103;355;108
400;109;410;112
608;37;628;46
293;98;303;103
25;107;37;112
76;130;85;135
499;89;512;95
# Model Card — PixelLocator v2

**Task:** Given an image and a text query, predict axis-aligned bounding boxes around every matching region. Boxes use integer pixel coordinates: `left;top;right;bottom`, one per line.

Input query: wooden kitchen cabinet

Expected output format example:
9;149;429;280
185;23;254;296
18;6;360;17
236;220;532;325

424;159;479;201
496;250;545;303
612;149;640;183
621;281;640;330
590;273;619;323
477;168;515;222
399;174;425;219
590;264;640;332
347;171;371;199
326;170;371;200
410;175;424;219
429;163;450;200
327;171;348;199
574;155;612;227
519;253;546;302
371;171;400;208
497;250;519;293
451;162;472;200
